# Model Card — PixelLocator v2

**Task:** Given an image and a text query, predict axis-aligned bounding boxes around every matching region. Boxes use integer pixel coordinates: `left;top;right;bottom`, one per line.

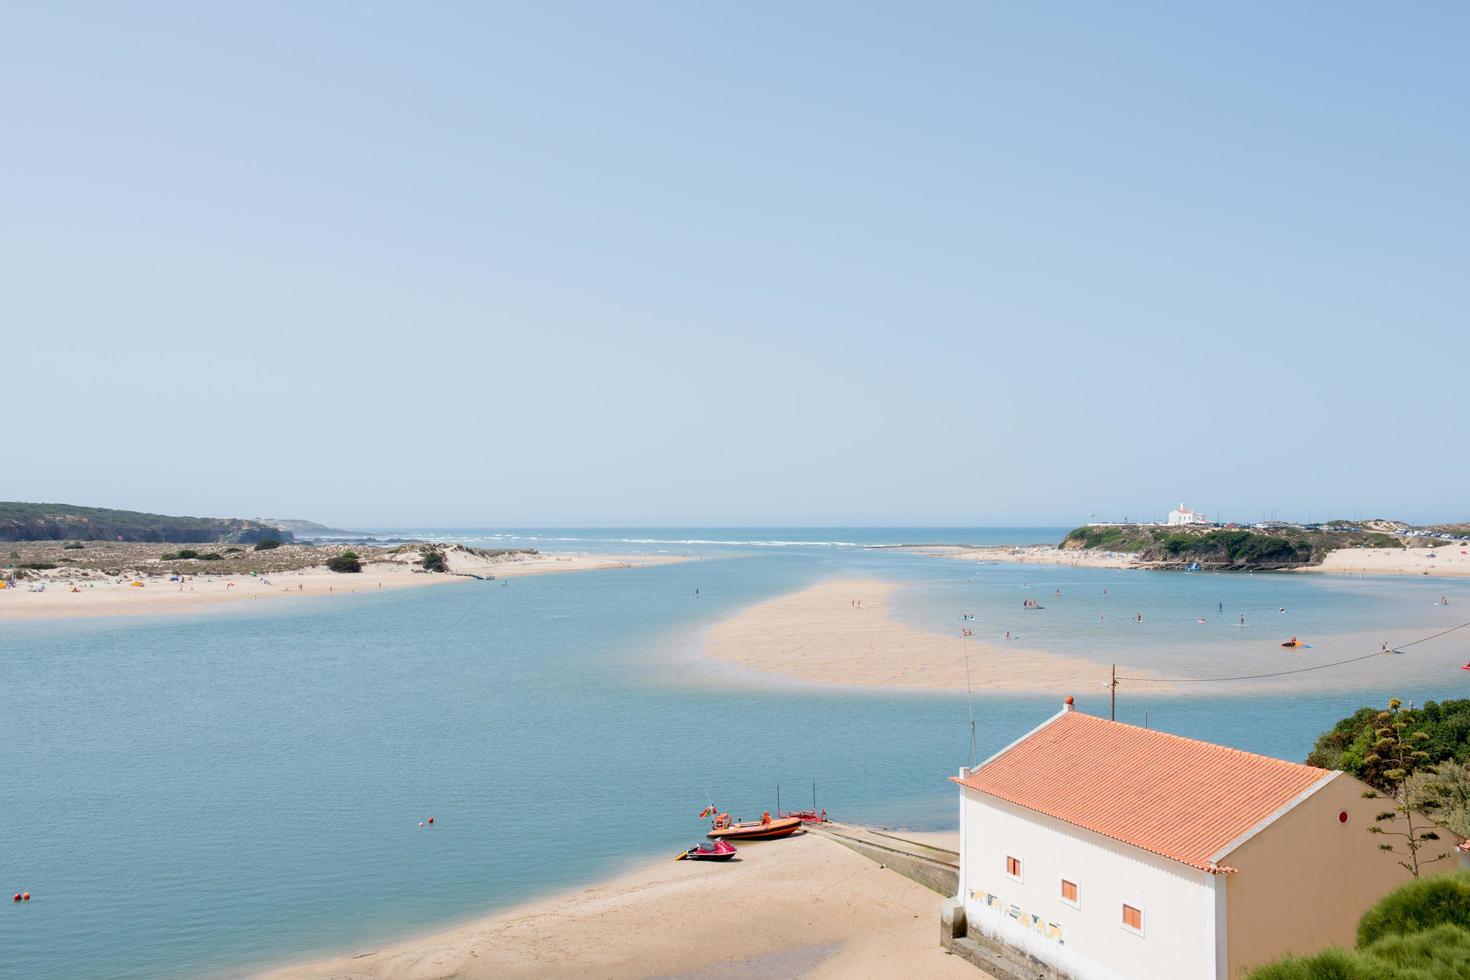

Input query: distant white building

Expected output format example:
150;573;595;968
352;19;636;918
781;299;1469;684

942;701;1468;979
1168;502;1208;526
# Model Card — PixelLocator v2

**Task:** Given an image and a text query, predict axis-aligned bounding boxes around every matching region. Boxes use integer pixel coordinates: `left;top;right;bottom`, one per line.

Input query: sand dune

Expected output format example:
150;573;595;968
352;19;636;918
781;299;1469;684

0;553;687;622
1304;545;1470;578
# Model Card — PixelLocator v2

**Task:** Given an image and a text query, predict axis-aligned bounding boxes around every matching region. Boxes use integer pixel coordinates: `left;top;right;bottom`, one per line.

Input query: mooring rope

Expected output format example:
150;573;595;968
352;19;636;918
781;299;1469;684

1115;620;1470;685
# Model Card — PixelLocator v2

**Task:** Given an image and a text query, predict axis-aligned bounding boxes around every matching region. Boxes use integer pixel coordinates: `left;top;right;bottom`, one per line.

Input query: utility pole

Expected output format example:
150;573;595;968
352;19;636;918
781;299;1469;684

1110;664;1117;721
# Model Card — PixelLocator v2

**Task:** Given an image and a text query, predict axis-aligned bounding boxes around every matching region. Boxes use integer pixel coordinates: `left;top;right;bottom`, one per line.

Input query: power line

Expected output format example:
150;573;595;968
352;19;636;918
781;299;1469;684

1116;620;1470;685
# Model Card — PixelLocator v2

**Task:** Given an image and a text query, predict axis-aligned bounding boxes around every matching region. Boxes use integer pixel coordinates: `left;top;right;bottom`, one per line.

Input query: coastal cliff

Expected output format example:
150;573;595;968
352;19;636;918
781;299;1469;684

0;502;293;544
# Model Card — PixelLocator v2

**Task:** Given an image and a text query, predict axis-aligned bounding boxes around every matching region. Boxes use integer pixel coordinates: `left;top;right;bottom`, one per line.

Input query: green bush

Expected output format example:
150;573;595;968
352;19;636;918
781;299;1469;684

1364;922;1470;977
63;542;84;550
19;562;57;570
160;549;201;561
1247;874;1470;978
199;553;223;561
254;539;282;551
327;552;362;573
1358;873;1470;947
1246;946;1375;980
420;549;447;573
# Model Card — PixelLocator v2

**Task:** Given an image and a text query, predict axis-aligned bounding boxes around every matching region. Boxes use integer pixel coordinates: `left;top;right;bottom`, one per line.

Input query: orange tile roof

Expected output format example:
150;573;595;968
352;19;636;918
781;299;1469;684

952;709;1332;873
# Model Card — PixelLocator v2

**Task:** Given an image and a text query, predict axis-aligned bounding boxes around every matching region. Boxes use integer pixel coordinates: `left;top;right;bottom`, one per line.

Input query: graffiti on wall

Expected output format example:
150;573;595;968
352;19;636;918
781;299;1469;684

969;888;1064;943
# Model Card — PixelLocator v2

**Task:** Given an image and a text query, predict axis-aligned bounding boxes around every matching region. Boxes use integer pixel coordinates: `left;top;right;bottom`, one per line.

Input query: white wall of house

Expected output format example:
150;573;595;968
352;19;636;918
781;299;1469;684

960;788;1218;980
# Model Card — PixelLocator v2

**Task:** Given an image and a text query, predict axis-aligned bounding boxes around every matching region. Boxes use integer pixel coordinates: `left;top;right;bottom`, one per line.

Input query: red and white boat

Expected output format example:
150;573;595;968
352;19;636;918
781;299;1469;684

676;839;738;861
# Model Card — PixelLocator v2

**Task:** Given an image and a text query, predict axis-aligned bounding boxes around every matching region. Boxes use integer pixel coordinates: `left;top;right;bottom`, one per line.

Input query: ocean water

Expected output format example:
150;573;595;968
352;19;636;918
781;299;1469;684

3;529;1468;979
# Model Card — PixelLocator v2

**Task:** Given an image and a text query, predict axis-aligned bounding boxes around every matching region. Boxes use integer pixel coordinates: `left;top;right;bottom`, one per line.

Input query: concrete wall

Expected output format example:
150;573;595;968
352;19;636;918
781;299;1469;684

1220;773;1465;977
961;788;1217;980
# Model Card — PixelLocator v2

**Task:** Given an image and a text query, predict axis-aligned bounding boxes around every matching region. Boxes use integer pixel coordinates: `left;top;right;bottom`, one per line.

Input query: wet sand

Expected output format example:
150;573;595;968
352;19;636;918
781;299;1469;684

703;577;1158;695
256;831;982;980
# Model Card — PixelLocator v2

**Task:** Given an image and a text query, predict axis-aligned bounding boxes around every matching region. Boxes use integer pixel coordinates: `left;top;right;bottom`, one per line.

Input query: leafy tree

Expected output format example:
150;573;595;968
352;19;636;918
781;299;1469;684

1361;699;1450;878
1307;699;1470;790
420;549;447;573
327;552;361;573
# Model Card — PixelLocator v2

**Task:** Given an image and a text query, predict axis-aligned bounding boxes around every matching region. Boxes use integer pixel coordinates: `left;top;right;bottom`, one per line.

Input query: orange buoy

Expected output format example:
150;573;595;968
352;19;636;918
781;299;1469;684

20;892;29;901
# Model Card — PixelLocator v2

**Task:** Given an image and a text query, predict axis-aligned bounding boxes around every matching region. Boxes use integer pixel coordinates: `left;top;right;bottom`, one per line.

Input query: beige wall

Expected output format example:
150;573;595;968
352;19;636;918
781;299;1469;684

1221;773;1464;977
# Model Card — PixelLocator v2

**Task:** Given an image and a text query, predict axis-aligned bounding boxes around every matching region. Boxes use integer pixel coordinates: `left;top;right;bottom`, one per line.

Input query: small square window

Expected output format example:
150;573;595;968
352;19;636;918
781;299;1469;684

1061;879;1078;904
1122;903;1143;932
1005;855;1022;879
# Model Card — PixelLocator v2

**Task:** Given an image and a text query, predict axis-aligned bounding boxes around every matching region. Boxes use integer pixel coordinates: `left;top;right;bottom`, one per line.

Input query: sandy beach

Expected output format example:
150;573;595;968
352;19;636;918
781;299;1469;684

258;830;978;980
1302;545;1470;578
895;544;1139;570
703;577;1153;694
0;550;687;622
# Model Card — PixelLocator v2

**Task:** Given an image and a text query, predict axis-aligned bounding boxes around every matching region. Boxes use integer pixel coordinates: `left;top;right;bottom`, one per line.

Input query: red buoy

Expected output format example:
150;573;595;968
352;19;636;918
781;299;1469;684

11;894;18;903
427;817;434;825
20;893;29;901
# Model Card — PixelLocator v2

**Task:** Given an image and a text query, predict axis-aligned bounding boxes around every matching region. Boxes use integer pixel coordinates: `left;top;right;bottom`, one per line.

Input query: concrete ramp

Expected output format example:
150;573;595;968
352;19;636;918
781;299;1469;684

808;822;959;896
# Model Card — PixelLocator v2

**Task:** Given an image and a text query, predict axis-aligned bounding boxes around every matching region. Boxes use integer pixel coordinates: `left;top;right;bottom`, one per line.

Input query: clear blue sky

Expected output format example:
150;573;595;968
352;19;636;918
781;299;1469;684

4;3;1466;527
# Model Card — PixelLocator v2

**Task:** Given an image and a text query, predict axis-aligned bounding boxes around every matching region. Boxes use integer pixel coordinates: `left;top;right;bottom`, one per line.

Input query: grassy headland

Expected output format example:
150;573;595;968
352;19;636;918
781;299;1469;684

1060;523;1456;570
0;501;292;544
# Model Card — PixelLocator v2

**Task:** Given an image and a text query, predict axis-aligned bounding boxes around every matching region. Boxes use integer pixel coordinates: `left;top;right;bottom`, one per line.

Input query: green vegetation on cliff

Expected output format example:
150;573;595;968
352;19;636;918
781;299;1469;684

1060;523;1430;570
0;502;293;544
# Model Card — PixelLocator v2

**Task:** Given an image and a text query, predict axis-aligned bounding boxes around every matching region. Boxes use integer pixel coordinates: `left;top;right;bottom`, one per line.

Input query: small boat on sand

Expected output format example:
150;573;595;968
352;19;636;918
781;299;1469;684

677;840;737;861
708;815;803;841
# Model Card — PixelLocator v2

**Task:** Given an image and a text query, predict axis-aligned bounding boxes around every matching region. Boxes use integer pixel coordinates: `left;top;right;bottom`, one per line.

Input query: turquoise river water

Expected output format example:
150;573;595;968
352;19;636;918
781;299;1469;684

3;528;1469;978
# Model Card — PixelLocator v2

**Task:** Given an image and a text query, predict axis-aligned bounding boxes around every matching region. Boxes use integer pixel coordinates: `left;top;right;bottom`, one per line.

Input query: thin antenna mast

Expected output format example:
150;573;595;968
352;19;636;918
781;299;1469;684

964;648;977;767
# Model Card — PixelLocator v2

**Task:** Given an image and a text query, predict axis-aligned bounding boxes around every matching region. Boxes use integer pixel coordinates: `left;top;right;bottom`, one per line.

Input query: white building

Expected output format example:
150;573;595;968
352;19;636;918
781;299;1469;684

1168;502;1208;525
945;700;1467;979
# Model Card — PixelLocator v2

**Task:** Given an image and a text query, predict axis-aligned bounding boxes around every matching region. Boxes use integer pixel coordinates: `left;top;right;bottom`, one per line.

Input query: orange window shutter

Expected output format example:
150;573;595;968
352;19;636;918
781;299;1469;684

1123;904;1142;929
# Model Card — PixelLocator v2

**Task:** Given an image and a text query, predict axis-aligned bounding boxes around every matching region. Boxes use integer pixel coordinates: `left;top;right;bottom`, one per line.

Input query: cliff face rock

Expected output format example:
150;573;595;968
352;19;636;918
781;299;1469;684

0;502;294;544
